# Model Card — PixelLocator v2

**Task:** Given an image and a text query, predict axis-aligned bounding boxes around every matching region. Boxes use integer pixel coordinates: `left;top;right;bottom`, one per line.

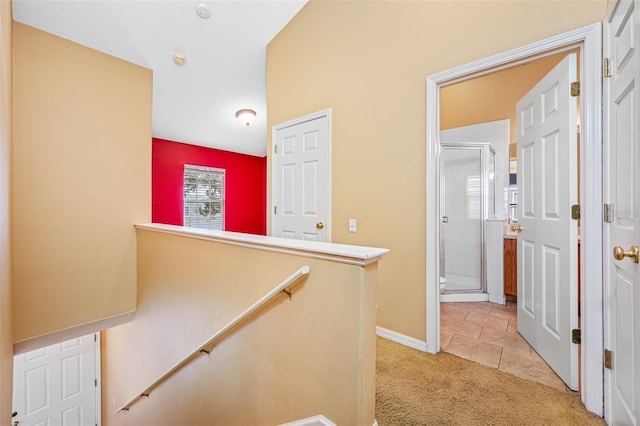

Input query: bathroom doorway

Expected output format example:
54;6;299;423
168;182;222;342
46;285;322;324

434;51;583;390
426;24;602;414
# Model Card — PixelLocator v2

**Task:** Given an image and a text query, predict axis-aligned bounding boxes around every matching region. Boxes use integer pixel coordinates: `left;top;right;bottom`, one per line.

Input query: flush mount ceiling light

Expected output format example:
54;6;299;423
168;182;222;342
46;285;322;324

235;109;256;127
173;53;186;66
196;4;211;19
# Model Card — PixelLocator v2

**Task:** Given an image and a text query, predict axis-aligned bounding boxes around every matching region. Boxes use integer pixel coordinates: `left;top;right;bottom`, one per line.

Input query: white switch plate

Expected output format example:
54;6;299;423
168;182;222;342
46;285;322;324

349;219;357;232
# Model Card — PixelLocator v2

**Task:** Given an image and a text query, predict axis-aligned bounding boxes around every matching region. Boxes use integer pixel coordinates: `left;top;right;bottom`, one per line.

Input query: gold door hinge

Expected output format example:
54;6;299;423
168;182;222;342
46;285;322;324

604;349;612;369
571;204;581;220
603;58;612;78
572;328;581;344
604;204;612;223
570;81;580;97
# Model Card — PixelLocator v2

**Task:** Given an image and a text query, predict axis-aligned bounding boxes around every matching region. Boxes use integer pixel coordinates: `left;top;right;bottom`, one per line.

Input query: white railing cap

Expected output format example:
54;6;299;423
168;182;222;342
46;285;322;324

135;223;389;266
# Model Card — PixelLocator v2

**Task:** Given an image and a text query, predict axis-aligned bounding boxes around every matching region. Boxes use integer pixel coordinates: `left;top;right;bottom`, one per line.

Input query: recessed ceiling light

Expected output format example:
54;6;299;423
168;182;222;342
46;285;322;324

196;4;211;19
173;53;186;66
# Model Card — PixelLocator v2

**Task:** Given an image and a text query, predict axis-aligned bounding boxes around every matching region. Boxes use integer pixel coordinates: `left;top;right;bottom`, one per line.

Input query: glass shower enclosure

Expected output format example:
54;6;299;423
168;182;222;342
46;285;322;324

440;143;496;294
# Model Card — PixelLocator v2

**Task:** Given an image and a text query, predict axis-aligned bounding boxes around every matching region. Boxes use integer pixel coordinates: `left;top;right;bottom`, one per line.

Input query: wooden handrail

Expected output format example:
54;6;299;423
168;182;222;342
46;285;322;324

116;265;310;413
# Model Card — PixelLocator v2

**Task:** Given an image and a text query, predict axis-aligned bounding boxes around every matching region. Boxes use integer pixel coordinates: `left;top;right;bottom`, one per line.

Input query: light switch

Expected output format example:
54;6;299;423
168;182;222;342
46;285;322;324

349;219;357;233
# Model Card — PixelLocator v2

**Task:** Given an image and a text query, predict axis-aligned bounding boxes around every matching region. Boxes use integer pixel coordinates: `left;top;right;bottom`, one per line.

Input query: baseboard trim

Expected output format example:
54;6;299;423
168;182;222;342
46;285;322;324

279;415;335;426
376;326;427;352
440;292;489;303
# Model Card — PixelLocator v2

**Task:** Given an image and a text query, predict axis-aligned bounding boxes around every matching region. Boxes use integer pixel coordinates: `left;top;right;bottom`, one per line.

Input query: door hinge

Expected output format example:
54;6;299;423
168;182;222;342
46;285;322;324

94;379;98;387
604;203;612;223
571;204;581;220
604;349;612;369
274;144;278;154
570;81;580;97
603;58;612;78
571;328;581;344
274;206;277;215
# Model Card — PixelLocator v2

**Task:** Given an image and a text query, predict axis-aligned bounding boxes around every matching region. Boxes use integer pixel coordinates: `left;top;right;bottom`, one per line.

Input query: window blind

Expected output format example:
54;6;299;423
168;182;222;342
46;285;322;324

183;165;225;230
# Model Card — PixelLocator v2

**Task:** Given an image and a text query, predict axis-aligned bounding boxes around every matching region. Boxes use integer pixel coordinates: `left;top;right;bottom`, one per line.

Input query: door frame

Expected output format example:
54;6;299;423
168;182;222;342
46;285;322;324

425;23;603;415
270;108;332;240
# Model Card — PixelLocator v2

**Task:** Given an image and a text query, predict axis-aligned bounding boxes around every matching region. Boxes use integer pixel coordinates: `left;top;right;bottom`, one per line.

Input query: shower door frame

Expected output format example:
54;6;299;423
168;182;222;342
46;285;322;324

439;142;496;295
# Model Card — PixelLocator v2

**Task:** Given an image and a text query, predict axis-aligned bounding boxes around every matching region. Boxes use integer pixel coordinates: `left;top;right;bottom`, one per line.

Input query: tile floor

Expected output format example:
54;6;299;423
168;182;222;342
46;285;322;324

440;300;571;392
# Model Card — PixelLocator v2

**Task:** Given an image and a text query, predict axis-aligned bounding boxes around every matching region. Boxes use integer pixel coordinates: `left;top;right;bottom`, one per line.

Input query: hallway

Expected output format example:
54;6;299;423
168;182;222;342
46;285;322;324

440;301;570;392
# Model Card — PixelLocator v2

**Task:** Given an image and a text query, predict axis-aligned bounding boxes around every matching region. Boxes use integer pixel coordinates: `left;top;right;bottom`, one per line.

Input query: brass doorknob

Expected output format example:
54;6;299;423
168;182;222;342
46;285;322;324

613;245;639;263
316;222;325;230
511;224;522;233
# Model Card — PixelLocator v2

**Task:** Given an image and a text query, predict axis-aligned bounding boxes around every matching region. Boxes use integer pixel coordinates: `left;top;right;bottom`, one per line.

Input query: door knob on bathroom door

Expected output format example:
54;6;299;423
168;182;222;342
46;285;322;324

613;245;639;263
316;221;325;230
511;224;522;233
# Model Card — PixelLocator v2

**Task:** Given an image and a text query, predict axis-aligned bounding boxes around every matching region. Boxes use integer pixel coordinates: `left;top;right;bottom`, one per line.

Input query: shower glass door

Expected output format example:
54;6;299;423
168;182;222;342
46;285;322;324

440;146;484;293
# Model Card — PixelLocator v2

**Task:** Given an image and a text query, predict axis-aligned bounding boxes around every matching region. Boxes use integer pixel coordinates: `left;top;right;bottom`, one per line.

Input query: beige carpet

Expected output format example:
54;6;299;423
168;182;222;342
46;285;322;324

376;337;605;425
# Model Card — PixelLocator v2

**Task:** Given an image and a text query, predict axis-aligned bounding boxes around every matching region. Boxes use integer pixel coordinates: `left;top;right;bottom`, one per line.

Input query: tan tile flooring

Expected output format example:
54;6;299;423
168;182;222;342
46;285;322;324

440;301;570;392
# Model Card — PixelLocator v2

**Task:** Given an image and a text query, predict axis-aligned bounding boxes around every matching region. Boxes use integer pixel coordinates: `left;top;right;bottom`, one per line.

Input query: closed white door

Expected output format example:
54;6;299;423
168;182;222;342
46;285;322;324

516;53;579;390
272;110;331;241
13;334;100;426
604;0;640;423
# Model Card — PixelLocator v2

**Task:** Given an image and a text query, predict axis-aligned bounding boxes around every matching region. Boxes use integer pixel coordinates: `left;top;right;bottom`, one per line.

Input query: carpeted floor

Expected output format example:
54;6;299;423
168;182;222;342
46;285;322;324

376;337;605;425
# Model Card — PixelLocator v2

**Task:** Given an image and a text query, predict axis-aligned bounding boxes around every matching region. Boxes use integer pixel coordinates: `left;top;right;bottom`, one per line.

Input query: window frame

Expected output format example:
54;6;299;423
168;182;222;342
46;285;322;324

183;164;226;231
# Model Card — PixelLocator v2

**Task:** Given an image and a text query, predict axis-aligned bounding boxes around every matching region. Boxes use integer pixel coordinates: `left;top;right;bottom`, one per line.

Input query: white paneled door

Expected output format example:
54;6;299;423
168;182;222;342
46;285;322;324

604;0;640;423
272;110;331;242
516;53;579;390
13;334;100;426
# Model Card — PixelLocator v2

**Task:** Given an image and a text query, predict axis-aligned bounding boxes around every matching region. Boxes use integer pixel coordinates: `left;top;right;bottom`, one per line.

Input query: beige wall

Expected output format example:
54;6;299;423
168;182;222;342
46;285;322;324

0;0;13;422
12;24;152;344
102;229;378;425
267;1;606;341
441;51;571;146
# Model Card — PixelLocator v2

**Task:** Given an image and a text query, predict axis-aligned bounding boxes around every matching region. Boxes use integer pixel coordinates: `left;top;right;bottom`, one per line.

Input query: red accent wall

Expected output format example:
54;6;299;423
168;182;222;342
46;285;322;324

152;138;266;235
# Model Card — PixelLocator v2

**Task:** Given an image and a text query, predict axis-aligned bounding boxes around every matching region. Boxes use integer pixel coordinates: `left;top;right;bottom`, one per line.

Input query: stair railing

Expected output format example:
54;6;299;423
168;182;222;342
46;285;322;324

116;265;310;413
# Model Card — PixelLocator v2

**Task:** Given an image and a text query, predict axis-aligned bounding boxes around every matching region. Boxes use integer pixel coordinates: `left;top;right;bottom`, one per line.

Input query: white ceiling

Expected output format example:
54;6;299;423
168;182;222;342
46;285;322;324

12;0;307;157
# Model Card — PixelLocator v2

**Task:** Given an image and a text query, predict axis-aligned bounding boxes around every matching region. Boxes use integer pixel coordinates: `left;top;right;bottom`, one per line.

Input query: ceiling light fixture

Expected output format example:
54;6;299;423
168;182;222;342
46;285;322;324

173;53;186;66
196;4;211;19
235;109;256;127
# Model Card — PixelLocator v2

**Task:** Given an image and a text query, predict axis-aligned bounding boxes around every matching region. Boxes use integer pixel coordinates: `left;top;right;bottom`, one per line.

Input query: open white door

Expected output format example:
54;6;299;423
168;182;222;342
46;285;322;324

604;0;640;423
516;54;579;390
272;109;331;242
12;333;100;426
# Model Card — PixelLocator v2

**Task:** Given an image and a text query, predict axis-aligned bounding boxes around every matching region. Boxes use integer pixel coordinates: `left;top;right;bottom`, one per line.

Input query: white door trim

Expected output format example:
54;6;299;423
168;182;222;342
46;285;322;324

425;23;603;415
270;108;332;241
95;332;102;426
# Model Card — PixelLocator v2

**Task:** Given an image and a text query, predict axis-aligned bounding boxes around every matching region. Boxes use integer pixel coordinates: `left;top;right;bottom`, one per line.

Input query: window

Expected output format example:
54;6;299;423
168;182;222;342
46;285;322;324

183;165;225;230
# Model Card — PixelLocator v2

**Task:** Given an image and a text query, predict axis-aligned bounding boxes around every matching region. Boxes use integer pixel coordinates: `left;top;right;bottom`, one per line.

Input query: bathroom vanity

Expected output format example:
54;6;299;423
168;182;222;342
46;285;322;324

503;236;517;300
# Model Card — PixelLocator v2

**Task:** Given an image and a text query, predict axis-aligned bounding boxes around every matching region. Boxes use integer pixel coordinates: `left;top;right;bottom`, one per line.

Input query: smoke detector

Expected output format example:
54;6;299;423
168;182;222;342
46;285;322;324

196;4;211;19
173;54;186;66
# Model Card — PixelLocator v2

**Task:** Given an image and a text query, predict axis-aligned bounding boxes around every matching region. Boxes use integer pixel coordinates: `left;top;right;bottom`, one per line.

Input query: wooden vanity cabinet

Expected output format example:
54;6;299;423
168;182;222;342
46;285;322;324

503;238;517;299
